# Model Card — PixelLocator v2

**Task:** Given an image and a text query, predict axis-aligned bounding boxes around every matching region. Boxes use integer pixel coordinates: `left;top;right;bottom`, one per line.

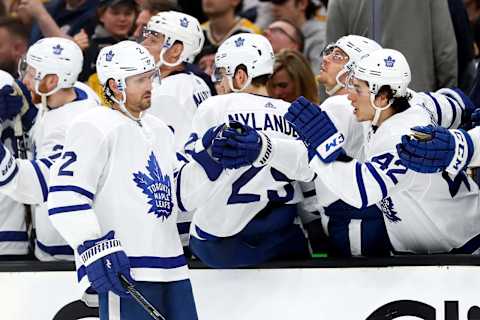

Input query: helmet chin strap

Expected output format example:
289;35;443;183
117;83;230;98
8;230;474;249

109;80;142;121
370;93;392;127
325;69;346;96
228;76;251;93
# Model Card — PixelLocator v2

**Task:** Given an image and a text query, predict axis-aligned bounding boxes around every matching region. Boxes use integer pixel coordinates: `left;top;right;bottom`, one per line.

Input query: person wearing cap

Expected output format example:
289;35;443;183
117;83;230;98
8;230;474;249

78;0;138;103
259;0;326;74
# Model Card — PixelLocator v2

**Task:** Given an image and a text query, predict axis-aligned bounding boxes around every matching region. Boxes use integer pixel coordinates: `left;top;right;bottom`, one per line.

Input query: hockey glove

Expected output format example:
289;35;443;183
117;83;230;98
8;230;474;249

0;79;37;130
396;125;474;175
189;125;224;181
471;108;480;128
77;231;133;298
211;120;272;169
285;96;345;163
0;142;16;184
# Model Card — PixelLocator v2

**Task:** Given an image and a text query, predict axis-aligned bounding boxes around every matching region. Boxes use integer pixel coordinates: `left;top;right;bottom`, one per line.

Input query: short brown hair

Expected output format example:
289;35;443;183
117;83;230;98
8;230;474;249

268;49;319;103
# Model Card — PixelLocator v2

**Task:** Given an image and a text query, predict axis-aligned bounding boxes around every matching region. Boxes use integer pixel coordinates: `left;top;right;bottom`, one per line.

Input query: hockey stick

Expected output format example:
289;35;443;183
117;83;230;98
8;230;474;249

118;274;166;320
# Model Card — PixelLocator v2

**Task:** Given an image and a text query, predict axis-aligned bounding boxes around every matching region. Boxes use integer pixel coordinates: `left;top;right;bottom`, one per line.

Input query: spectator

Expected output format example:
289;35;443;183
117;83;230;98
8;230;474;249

448;0;476;91
267;49;318;103
327;0;458;91
465;0;480;56
0;17;29;77
260;0;326;74
132;0;177;39
264;18;304;53
79;0;138;101
18;0;100;45
201;0;261;49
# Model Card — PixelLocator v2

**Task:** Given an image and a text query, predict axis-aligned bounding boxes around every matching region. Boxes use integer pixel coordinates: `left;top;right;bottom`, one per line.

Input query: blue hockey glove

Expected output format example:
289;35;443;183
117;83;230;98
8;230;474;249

285;96;345;163
396;125;474;175
471;108;480;128
0;85;23;122
211;121;272;169
188;125;225;181
77;231;133;298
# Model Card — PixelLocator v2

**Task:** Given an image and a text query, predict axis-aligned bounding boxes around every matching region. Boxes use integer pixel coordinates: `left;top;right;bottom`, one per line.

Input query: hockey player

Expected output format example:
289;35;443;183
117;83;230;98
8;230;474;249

176;33;310;268
215;48;480;254
0;37;99;261
140;11;216;249
47;41;197;320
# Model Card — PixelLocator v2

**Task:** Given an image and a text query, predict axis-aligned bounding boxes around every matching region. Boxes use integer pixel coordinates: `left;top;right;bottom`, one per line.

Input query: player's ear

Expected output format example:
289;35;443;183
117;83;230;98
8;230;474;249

44;74;59;91
233;66;248;89
106;79;123;100
169;41;184;60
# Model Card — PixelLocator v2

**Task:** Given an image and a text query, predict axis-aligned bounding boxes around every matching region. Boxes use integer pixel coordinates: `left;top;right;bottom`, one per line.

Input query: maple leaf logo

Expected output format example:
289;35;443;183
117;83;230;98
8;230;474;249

133;152;173;220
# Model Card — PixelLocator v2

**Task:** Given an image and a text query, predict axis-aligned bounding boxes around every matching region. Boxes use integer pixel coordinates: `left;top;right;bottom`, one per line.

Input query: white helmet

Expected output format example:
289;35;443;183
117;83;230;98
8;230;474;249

213;33;274;92
26;37;83;97
353;48;411;126
96;40;157;119
324;35;381;96
145;11;204;67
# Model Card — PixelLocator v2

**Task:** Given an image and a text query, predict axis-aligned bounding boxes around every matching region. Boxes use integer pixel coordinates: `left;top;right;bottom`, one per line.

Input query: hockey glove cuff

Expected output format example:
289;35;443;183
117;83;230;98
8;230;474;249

0;143;17;185
78;231;133;298
190;125;224;181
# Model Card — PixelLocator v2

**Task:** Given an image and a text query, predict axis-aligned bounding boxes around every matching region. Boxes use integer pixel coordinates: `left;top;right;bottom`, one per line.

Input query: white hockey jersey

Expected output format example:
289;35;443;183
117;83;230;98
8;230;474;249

47;108;188;294
0;87;98;260
148;72;212;153
270;99;480;254
178;93;305;239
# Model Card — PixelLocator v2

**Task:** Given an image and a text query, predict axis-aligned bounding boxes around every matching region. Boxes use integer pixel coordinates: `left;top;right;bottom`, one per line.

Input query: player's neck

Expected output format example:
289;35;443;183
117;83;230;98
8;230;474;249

334;87;348;96
46;88;77;109
375;108;396;127
242;85;269;96
160;63;184;77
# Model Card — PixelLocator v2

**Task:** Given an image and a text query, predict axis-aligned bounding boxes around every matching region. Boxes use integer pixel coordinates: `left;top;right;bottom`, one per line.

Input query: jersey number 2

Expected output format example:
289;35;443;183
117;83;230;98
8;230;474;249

58;151;77;176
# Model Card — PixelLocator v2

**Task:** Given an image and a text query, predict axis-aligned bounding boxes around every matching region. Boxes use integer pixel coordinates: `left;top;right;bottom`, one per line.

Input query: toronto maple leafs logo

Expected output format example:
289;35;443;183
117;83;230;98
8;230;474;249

105;50;114;62
234;37;245;47
379;197;401;223
52;44;63;55
133;152;173;220
180;17;189;28
384;56;395;68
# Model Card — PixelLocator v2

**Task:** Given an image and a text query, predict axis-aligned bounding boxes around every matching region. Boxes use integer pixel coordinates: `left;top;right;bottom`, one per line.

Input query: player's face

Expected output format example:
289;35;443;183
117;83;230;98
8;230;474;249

22;65;51;104
212;67;232;94
271;0;302;22
268;68;296;102
347;78;375;122
317;46;349;90
141;29;165;63
125;70;156;115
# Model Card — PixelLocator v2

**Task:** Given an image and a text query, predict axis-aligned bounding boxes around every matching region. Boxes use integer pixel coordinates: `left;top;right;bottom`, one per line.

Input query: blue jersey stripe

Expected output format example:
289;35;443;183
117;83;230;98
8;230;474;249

365;163;388;199
425;92;442;126
30;161;48;201
0;231;28;242
129;255;187;269
77;265;86;282
450;233;480;254
303;189;317;198
36;240;74;256
49;185;94;200
176;165;187;212
444;96;458;129
0;164;18;187
355;162;368;209
48;203;91;216
38;158;53;168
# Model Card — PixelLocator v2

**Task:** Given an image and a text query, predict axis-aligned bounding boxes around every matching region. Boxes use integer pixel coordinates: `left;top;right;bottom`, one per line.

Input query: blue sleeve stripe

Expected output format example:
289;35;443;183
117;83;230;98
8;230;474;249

175;164;187;212
425;92;442;126
0;164;18;186
444;96;458;128
39;158;53;168
30;160;48;202
365;163;388;199
0;231;28;242
49;185;94;200
177;222;191;235
355;162;368;209
48;203;91;216
48;152;62;160
129;255;187;269
36;240;74;256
